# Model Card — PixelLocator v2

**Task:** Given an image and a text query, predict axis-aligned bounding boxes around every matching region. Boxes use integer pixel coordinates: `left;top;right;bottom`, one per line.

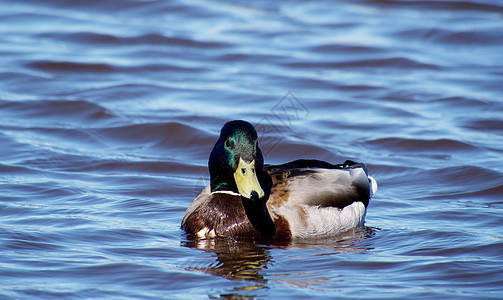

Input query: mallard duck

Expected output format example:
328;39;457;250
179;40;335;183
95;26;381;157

182;120;377;240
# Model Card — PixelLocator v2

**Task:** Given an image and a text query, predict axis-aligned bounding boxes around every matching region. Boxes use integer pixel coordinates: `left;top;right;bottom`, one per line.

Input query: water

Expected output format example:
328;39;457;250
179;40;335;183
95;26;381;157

1;0;503;298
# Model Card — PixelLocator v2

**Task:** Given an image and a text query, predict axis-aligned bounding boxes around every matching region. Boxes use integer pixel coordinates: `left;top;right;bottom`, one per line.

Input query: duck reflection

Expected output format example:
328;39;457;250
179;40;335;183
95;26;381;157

182;237;274;283
286;226;377;253
181;226;377;283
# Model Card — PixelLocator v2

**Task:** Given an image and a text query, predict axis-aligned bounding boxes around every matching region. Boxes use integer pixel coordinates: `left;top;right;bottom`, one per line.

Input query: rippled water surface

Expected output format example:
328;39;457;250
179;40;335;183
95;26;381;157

1;0;503;298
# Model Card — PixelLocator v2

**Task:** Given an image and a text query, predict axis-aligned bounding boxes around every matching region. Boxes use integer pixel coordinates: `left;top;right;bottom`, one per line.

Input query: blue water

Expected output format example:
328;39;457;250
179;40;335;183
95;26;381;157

1;0;503;298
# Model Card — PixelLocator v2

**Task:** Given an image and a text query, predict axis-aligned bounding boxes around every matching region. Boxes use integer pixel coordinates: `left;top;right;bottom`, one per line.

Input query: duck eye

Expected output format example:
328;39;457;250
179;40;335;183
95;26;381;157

225;139;234;149
251;167;255;174
241;168;246;174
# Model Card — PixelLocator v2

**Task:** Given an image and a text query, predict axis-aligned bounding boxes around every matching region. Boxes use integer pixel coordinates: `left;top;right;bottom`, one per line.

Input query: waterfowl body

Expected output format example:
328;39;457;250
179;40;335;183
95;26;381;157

182;120;377;240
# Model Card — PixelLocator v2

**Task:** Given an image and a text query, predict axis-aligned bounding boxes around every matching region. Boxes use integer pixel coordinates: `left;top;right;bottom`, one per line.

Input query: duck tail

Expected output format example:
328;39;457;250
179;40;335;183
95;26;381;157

368;176;378;197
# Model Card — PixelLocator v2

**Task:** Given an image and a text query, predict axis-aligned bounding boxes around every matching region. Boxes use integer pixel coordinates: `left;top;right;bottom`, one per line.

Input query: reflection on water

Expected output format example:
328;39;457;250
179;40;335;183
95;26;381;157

285;226;377;253
183;238;272;284
182;238;271;299
181;226;376;287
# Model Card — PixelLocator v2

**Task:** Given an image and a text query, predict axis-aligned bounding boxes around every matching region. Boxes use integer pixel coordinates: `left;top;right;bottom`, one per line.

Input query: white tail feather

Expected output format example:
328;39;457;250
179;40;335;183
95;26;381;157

369;176;378;197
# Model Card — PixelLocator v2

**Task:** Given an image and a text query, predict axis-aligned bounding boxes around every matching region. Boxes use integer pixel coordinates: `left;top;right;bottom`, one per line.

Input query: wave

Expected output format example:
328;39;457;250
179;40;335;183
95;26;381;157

0;99;115;124
26;61;115;73
395;28;503;47
97;122;214;150
463;119;503;132
365;0;503;14
366;137;481;153
379;164;503;202
25;60;207;74
39;32;230;49
283;57;440;70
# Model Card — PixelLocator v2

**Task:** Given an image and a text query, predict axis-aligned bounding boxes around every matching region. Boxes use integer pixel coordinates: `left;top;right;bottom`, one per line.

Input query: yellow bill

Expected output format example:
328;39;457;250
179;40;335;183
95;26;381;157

233;157;265;199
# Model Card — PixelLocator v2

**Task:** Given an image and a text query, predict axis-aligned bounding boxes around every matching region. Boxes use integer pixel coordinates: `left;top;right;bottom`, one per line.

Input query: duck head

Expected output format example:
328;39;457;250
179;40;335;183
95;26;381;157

209;120;265;200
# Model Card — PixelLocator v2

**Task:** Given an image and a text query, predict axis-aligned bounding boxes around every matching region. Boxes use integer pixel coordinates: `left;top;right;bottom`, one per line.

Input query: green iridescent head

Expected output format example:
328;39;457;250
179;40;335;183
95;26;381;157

208;120;265;199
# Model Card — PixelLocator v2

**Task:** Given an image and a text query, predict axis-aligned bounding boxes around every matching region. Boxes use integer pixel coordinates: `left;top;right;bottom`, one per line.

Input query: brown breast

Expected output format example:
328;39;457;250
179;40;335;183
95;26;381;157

182;193;292;240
